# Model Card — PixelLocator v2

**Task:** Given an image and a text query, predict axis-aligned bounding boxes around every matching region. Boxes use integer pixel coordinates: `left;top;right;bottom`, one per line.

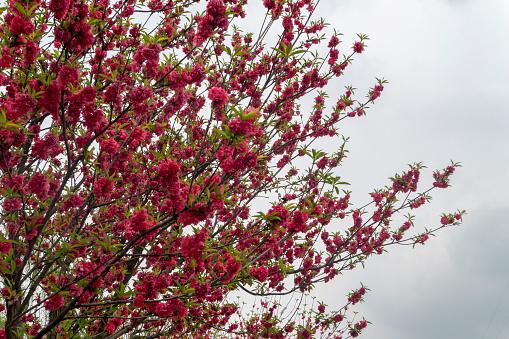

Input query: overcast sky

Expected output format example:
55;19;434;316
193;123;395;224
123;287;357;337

300;0;509;338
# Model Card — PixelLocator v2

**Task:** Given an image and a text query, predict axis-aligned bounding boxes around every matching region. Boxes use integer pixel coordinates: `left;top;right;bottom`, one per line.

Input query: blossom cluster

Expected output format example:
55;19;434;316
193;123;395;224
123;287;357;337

0;0;463;338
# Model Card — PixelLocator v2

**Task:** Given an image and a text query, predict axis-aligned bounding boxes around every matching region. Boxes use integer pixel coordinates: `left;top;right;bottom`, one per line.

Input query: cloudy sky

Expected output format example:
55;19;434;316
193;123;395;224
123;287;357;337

302;0;509;338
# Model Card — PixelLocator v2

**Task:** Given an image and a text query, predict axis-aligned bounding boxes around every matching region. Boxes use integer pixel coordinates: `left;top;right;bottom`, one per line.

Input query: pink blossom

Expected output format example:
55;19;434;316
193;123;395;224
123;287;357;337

100;138;120;154
328;36;340;48
267;205;290;226
27;172;50;200
353;41;364;53
0;242;12;254
208;87;228;106
400;221;412;232
282;16;293;30
84;108;106;131
103;85;119;103
31;133;58;160
9;16;32;35
2;198;21;213
181;229;208;261
228;117;251;136
133;294;145;308
178;209;209;226
93;177;114;199
288;210;309;233
80;87;97;103
49;0;70;20
57;65;79;89
23;40;40;67
130;85;152;104
300;330;311;339
131;208;150;232
62;194;84;212
44;294;65;311
157;159;180;187
0;54;13;68
250;266;269;282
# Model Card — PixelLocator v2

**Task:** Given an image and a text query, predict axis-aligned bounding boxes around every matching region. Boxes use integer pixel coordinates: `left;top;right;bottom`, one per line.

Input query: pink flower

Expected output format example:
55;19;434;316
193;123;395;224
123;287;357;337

300;330;311;339
105;321;116;334
93;177;114;199
131;208;150;232
62;194;84;212
80;86;97;103
2;198;21;213
333;314;343;322
84;108;106;131
415;233;429;244
27;172;50;200
57;65;79;90
31;133;59;160
49;0;70;20
191;63;206;84
156;159;180;188
0;242;12;254
9;16;30;35
23;40;40;67
282;16;293;30
328;36;340;48
103;85;119;103
193;0;228;45
44;294;65;311
100;138;120;154
353;42;364;53
178;209;209;226
392;233;403;241
267;205;290;226
250;266;268;282
288;210;309;233
400;221;412;232
130;85;152;104
180;229;208;261
133;294;145;308
0;54;13;68
208;87;228;106
228;117;251;136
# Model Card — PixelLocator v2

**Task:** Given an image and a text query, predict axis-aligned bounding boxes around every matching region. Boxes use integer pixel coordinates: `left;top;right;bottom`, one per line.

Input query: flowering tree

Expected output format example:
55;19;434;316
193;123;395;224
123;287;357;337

0;0;464;338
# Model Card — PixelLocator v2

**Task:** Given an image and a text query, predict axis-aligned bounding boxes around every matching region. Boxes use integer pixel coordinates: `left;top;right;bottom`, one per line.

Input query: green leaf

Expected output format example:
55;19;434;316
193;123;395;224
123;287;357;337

98;73;114;81
14;2;26;16
26;3;40;17
218;45;232;56
0;265;12;274
243;109;260;120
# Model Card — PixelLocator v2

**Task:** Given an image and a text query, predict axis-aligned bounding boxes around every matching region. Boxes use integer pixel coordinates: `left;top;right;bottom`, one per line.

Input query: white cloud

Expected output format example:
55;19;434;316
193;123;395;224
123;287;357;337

306;0;509;338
